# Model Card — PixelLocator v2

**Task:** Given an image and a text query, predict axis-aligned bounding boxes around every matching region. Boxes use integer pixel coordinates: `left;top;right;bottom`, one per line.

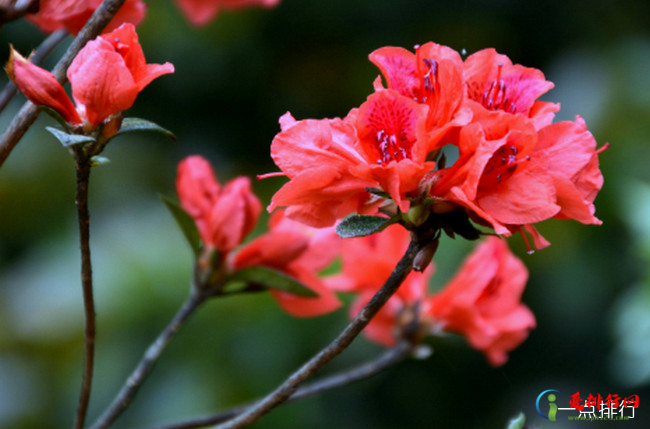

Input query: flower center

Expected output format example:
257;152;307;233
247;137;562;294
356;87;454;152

480;145;528;187
468;64;518;113
357;91;420;165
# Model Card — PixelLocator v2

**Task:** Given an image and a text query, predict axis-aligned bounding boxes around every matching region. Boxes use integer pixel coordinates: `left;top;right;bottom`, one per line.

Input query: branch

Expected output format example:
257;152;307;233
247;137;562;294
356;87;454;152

73;157;96;429
0;29;69;114
0;0;128;167
90;292;208;429
150;341;415;429
212;230;432;429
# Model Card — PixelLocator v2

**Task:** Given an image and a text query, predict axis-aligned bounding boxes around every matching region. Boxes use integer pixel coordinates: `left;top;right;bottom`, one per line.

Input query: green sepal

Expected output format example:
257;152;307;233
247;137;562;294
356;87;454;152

112;117;176;142
365;187;391;199
336;214;394;238
90;156;110;167
224;266;318;297
505;412;525;429
45;126;95;147
160;194;201;257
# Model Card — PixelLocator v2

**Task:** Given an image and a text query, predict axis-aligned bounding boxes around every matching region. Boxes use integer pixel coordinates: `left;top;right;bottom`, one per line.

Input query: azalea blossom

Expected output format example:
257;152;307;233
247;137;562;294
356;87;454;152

174;0;281;26
176;155;261;256
7;23;174;131
429;110;604;247
426;237;536;366
27;0;146;35
231;210;341;317
463;48;559;129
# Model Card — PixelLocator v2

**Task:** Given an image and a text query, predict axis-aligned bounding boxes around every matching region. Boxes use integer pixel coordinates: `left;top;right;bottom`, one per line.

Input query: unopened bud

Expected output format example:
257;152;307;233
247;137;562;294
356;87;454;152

413;239;439;272
406;203;431;227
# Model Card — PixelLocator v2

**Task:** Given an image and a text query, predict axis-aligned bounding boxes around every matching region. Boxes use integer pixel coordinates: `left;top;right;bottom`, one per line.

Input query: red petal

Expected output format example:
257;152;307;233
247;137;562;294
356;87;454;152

7;47;81;125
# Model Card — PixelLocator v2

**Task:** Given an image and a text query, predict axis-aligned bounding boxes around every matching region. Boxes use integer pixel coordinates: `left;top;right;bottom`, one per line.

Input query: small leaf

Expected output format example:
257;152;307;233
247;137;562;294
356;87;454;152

90;156;110;167
45;126;95;147
226;266;318;297
113;117;176;141
365;187;391;199
505;412;525;429
336;214;393;238
40;106;71;130
160;194;201;257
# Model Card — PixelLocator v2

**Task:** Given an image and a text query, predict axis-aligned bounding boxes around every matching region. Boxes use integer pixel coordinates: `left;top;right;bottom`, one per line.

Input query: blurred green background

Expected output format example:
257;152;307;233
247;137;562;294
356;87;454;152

2;0;650;428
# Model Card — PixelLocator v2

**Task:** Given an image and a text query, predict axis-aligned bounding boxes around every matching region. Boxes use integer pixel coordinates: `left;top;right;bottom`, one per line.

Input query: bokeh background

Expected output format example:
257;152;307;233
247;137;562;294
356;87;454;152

2;0;650;428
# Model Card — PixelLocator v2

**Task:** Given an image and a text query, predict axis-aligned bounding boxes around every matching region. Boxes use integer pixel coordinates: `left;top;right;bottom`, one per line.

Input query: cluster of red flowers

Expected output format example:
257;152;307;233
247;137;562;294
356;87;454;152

268;42;606;249
176;156;341;317
176;154;536;365
171;42;606;366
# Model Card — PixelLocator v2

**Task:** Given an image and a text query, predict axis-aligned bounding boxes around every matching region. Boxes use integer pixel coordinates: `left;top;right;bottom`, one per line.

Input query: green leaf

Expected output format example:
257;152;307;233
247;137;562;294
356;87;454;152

226;266;318;297
336;214;393;238
160;194;201;257
40;106;71;130
365;187;391;199
45;126;95;147
113;117;176;141
505;412;525;429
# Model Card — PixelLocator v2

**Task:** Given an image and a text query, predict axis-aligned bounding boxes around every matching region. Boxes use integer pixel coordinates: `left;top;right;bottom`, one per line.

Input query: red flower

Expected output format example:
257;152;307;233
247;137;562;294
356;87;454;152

268;89;436;226
7;23;174;129
430;110;604;246
369;42;470;142
177;155;262;255
27;0;146;35
326;224;433;346
231;211;341;317
174;0;281;26
426;237;536;366
463;48;559;129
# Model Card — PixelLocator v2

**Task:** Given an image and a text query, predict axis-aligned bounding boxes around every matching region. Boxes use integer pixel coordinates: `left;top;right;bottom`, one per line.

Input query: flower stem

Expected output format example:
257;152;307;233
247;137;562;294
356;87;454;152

90;291;208;429
149;341;414;429
213;230;433;429
73;159;96;429
0;29;69;114
0;0;128;167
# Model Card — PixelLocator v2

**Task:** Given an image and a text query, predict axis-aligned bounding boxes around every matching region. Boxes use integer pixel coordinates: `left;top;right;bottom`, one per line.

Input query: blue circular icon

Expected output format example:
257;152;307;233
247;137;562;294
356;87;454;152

536;390;560;419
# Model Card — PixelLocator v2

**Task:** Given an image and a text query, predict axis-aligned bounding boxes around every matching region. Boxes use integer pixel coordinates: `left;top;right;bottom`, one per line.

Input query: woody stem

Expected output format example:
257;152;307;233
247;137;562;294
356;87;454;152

73;157;95;429
149;341;415;429
213;228;434;429
89;291;208;429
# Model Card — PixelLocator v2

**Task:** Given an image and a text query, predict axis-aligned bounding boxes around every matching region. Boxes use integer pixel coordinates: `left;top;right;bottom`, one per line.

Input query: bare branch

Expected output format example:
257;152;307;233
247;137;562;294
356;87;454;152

73;156;96;429
90;292;207;429
150;341;414;429
211;228;434;429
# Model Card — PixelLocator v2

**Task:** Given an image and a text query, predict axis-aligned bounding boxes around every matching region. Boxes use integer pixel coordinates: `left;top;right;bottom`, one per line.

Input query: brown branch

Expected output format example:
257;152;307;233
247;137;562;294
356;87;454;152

212;228;434;429
149;341;415;429
0;29;69;114
89;292;208;429
0;0;128;167
73;156;95;429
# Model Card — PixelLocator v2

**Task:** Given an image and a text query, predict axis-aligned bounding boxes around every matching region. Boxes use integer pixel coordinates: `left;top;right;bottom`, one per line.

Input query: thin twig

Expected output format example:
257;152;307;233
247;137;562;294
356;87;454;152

213;229;433;429
74;157;96;429
150;341;414;429
0;0;128;167
0;29;69;114
90;292;208;429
